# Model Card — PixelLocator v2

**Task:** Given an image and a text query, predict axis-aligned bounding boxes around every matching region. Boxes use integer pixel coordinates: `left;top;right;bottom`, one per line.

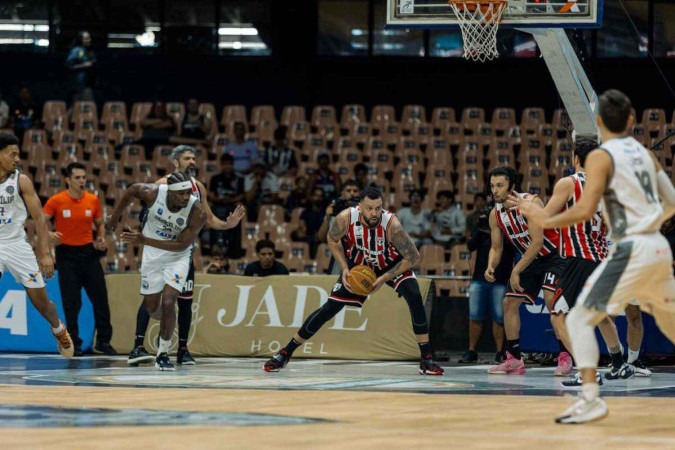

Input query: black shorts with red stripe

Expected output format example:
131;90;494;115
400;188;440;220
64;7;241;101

506;253;567;304
551;257;601;313
328;270;416;307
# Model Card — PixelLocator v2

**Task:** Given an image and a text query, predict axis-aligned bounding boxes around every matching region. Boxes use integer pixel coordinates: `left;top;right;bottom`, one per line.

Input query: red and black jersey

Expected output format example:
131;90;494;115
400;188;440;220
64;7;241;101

342;207;403;273
559;172;608;262
494;196;559;257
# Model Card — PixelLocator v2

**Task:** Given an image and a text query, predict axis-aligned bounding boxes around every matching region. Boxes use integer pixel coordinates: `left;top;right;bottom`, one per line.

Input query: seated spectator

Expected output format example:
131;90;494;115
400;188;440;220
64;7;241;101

224;121;259;176
0;89;9;128
290;220;311;244
432;190;466;248
284;175;310;221
171;98;211;146
299;187;326;256
261;125;298;177
309;151;340;201
136;101;176;156
465;192;488;237
208;153;245;257
244;239;290;277
244;162;279;222
11;85;42;142
317;179;361;274
397;189;432;248
354;163;370;190
203;246;230;274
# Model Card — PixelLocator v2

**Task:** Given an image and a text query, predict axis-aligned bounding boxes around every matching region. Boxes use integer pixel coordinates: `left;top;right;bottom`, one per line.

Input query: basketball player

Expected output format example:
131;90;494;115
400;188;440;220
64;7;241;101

485;167;567;375
517;90;675;424
106;172;207;371
0;133;74;357
263;187;444;375
509;138;634;384
128;145;245;367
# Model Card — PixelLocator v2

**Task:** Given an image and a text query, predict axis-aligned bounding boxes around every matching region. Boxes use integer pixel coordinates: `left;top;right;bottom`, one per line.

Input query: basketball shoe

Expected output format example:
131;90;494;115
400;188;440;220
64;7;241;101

561;371;603;388
177;347;196;365
605;362;635;380
128;346;154;366
554;351;573;376
555;396;608;424
155;352;175;371
488;351;525;374
263;348;291;372
52;321;74;359
632;359;652;377
419;355;444;375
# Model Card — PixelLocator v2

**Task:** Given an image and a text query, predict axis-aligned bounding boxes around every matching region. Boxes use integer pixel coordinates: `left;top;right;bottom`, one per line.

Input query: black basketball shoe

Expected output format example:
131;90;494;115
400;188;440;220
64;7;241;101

263;348;291;372
155;352;175;371
177;348;196;366
605;363;635;380
419;355;444;376
128;346;154;366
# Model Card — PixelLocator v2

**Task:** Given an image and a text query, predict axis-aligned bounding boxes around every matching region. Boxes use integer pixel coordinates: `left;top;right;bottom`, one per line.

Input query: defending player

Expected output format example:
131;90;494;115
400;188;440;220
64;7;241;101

263;187;444;375
518;90;675;424
107;172;207;371
128;145;244;366
0;133;74;358
485;167;567;375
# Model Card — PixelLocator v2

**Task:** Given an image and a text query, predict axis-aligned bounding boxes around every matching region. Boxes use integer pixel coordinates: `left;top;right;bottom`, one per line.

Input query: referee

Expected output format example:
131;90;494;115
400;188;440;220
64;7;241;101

43;162;116;356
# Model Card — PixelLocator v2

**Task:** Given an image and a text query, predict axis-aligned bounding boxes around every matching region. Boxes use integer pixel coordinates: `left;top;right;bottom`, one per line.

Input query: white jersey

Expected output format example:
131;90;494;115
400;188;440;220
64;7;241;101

0;170;28;243
142;184;197;253
600;136;663;239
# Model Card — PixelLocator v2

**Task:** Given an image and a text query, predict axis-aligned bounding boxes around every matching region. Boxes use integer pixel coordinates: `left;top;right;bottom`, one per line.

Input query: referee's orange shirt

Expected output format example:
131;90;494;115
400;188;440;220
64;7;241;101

43;191;103;246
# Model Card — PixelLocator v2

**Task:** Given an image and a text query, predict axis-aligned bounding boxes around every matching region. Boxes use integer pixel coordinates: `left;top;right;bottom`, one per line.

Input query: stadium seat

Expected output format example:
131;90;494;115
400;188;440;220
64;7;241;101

443;121;463;147
259;205;286;225
380;122;402;147
281;106;307;126
431;107;457;135
72;101;98;125
340;104;366;131
491;107;517;133
22;129;48;148
350;122;372;147
315;243;333;274
371;105;396;129
288;120;310;144
130;102;152;131
220;105;247;132
166;102;185;125
461;107;486;133
250;105;275;131
401;104;427;125
520;107;546;134
100;101;127;126
311;105;337;133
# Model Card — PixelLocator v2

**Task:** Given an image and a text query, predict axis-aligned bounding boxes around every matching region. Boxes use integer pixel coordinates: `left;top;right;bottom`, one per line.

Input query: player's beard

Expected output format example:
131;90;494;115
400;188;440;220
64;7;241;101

365;216;381;228
184;165;197;177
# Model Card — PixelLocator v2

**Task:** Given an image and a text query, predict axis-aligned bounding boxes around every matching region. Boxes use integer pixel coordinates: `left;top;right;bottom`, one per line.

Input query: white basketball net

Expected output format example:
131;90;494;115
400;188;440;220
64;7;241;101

449;0;507;62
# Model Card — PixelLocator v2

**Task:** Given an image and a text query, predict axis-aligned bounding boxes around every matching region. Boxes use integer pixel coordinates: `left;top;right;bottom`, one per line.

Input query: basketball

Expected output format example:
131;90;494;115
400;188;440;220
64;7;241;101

347;265;377;296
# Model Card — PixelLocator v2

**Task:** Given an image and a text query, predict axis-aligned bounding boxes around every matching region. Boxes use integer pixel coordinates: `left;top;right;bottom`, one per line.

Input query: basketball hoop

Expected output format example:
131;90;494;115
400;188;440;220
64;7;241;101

448;0;507;62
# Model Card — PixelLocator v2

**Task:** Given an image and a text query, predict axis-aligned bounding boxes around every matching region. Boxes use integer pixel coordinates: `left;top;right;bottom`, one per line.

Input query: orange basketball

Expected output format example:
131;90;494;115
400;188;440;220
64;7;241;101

347;265;377;296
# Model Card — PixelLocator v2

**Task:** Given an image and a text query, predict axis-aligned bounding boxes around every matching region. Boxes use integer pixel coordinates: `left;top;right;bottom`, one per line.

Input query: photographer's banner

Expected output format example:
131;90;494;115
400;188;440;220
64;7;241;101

0;271;95;353
107;274;432;360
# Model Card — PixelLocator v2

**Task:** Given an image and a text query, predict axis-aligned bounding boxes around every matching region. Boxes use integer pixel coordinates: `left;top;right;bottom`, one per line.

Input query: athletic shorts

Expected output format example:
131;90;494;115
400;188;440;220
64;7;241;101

178;259;195;300
578;233;675;315
328;269;416;307
140;245;191;295
551;257;601;314
0;239;45;288
506;253;567;304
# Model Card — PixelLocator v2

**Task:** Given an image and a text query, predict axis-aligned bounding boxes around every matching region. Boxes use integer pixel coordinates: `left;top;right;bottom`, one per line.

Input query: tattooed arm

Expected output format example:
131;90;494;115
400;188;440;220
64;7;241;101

370;216;420;292
327;209;353;289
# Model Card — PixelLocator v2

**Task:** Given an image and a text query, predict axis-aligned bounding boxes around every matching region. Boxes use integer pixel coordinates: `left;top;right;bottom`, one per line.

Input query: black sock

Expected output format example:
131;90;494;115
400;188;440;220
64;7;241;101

507;339;521;359
610;350;624;369
134;335;145;348
135;302;151;348
418;341;433;359
284;338;302;355
558;339;569;355
177;298;192;348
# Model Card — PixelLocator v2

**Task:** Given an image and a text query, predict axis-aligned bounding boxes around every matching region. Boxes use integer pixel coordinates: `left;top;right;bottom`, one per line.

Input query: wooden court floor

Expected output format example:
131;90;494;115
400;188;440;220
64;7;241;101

1;355;674;449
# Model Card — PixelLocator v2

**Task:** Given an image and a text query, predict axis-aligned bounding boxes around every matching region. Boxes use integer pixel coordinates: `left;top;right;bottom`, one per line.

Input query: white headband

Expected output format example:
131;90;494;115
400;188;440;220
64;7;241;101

168;181;192;191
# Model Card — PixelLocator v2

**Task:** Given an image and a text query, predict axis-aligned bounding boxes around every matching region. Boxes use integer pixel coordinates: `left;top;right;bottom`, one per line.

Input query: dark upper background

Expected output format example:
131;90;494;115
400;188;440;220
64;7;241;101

0;0;673;118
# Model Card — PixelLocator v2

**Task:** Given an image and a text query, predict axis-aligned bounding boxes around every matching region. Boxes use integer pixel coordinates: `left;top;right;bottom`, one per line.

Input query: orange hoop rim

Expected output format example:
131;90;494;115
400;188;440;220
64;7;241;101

448;0;507;6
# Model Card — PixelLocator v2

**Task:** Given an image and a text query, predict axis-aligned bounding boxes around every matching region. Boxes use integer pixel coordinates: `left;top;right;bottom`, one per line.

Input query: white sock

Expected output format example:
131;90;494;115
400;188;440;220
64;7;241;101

51;323;64;334
628;348;640;364
581;382;599;402
158;338;171;355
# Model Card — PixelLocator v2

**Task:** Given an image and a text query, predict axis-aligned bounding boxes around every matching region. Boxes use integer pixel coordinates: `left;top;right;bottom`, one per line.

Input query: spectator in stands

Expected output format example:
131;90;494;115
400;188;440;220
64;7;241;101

459;208;514;364
432;190;466;248
136;101;176;156
261;125;298;177
309;151;340;201
244;162;279;222
65;30;96;103
170;98;211;146
299;187;327;257
203;246;230;274
225;121;259;176
317;179;361;274
465;192;488;236
244;239;289;277
353;163;370;190
284;175;310;213
208;153;245;257
0;89;9;128
11;85;41;142
397;189;432;248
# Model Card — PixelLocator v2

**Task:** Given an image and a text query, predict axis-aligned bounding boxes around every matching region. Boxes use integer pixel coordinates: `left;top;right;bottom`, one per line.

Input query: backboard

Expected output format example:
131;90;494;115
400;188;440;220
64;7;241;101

387;0;603;28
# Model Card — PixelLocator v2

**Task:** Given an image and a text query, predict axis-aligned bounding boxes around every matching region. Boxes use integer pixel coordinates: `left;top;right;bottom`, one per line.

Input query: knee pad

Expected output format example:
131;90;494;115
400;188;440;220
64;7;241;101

298;301;345;340
397;279;428;335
